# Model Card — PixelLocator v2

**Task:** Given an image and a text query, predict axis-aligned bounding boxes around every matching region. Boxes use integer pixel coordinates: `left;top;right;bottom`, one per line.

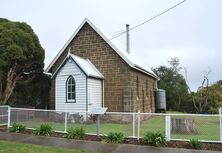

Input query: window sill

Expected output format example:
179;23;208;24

66;100;76;103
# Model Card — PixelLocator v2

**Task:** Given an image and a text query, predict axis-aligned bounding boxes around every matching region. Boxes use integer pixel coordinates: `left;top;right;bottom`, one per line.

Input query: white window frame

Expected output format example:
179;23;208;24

66;76;76;103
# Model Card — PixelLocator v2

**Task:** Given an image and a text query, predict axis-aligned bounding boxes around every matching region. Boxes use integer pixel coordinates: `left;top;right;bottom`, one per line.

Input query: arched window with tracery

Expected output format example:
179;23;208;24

66;76;76;102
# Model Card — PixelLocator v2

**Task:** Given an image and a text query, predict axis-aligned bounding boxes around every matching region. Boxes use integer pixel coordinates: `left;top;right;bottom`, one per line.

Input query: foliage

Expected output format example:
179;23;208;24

104;132;125;143
142;132;166;147
34;124;54;136
207;107;219;114
152;58;190;111
66;127;85;139
105;132;125;143
194;82;222;113
10;122;26;133
0;18;45;104
9;73;51;108
189;139;202;149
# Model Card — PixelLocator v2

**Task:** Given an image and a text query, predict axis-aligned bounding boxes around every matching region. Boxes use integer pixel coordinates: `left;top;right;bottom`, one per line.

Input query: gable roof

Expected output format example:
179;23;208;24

45;18;159;80
51;53;104;79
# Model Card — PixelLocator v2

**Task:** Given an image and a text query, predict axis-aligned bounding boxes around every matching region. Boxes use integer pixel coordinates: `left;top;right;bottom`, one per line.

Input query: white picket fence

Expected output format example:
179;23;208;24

0;106;221;143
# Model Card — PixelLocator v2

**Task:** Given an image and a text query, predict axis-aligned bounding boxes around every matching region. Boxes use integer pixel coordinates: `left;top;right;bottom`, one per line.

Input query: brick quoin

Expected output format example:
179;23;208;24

49;23;157;112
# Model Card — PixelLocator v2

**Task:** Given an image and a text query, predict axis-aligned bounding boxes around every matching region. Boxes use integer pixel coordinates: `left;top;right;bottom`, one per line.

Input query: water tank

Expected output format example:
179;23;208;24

155;89;166;112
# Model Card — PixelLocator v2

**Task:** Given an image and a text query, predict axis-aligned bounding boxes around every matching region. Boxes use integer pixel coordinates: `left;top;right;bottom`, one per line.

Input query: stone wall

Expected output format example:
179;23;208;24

49;22;157;112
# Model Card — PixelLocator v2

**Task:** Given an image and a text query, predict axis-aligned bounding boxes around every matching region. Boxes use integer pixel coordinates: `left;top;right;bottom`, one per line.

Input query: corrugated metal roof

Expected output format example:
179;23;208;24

51;53;104;79
70;54;104;79
45;18;159;80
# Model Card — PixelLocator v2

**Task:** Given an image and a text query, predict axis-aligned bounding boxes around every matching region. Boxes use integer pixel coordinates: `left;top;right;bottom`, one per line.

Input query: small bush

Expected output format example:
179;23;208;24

34;124;54;136
207;107;218;114
10;122;26;133
189;139;202;149
142;132;166;147
104;132;124;143
66;127;85;139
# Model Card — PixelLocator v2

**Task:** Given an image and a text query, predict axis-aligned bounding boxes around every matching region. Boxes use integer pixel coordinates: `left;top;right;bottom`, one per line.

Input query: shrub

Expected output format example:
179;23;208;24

104;132;124;143
66;127;85;139
207;107;218;114
189;139;202;149
34;124;54;136
10;122;26;133
142;132;166;147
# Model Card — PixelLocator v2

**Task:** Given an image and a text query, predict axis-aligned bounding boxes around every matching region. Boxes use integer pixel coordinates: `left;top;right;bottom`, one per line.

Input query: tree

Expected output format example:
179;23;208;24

184;68;215;113
152;58;190;111
193;81;222;114
0;18;44;104
10;73;51;109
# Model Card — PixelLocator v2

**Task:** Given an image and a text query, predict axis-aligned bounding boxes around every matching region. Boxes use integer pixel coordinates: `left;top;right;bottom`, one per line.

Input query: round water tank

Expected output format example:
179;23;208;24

155;89;166;111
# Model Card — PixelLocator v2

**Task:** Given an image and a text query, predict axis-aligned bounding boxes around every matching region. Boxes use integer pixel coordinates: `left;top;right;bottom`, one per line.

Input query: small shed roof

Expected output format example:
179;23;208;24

51;53;104;79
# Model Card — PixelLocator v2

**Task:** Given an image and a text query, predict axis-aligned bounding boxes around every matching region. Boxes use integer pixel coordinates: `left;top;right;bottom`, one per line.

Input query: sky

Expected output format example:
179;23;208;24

1;0;222;91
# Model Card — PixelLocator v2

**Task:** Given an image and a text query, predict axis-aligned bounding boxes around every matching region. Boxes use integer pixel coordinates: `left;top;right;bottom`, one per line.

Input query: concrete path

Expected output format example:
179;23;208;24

0;132;221;153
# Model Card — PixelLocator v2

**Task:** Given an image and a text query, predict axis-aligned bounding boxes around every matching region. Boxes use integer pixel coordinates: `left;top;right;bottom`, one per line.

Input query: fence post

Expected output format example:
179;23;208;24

64;112;67;133
7;106;11;128
165;115;171;141
219;107;222;143
137;110;140;140
96;115;100;136
133;112;135;137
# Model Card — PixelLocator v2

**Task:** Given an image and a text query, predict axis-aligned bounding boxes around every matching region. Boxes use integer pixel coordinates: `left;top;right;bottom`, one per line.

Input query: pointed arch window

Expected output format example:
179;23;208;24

66;76;76;103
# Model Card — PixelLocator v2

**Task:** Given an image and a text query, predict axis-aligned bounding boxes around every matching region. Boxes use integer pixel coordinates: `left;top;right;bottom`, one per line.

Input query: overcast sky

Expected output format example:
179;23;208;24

1;0;222;91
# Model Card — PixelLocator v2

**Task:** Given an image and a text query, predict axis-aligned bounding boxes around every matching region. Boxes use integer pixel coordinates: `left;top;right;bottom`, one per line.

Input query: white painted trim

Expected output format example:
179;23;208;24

7;106;10;128
219;107;222;143
102;79;104;107
165;115;171;141
51;54;104;79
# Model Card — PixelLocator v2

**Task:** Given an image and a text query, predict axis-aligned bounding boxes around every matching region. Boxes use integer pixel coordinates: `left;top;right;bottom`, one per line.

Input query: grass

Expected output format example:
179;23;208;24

0;140;96;153
171;115;220;140
11;112;221;141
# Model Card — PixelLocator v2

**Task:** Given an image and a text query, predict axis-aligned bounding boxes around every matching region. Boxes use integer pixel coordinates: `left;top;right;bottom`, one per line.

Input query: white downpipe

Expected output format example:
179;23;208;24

165;115;171;141
102;80;104;107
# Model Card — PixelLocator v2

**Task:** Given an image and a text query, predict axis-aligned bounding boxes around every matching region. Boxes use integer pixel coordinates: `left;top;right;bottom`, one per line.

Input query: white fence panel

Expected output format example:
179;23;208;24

10;108;66;132
0;106;221;144
0;106;9;126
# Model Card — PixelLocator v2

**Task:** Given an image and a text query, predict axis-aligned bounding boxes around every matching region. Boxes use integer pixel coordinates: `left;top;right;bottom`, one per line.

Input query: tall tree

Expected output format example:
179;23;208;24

0;18;44;104
10;73;51;109
152;58;190;111
184;68;216;113
193;80;222;113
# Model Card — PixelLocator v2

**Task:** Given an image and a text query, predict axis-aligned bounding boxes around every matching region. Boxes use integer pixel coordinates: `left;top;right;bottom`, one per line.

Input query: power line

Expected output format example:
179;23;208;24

108;0;187;41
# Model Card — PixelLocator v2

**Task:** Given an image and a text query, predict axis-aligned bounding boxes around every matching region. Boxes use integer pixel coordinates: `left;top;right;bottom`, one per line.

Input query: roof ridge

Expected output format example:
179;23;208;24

45;18;159;80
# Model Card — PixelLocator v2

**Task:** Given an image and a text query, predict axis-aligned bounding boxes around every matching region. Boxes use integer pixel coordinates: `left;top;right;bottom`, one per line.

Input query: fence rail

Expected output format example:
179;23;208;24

0;106;221;143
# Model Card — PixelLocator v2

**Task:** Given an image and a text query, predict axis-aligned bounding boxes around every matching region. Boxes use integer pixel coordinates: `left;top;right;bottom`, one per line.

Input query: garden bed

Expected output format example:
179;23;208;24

0;125;222;151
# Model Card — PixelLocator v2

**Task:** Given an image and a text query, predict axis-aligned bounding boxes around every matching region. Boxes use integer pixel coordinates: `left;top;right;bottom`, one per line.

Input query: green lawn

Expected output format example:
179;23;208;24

11;112;221;141
0;140;96;153
170;115;220;140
